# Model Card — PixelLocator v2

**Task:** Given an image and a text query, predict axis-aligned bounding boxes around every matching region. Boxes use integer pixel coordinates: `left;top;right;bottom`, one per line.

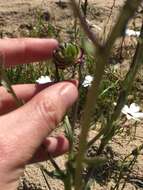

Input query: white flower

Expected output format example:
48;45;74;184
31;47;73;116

125;29;140;37
82;75;93;87
121;103;143;121
36;76;52;84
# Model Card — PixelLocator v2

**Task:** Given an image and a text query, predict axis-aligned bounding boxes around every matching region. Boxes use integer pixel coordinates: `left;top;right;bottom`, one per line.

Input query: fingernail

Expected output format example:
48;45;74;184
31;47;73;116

67;79;79;88
60;83;78;107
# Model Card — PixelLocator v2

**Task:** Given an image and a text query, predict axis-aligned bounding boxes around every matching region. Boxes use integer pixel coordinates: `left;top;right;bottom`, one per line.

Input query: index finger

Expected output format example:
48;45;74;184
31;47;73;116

0;38;58;67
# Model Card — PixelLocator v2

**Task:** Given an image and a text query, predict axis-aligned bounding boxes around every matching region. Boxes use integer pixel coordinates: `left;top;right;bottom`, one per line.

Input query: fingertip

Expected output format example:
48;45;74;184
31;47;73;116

39;38;59;50
47;38;59;47
44;135;69;156
67;79;79;88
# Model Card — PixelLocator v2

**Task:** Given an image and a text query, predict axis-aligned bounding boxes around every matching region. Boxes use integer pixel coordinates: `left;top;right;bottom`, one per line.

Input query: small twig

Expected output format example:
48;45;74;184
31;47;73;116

70;0;101;48
103;0;117;41
47;152;64;175
40;168;52;190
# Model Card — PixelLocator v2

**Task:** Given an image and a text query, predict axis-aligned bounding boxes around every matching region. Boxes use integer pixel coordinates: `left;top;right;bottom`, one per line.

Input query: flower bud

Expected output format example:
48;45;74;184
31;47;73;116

53;43;84;69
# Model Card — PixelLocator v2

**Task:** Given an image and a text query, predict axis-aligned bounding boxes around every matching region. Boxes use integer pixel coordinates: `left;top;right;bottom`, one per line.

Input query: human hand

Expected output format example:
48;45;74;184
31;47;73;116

0;38;78;190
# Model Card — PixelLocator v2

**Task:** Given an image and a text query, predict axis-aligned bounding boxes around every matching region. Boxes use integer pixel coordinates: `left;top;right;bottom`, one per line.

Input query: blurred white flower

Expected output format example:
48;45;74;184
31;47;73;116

82;75;93;87
36;76;52;84
121;103;143;121
86;19;102;31
125;29;140;37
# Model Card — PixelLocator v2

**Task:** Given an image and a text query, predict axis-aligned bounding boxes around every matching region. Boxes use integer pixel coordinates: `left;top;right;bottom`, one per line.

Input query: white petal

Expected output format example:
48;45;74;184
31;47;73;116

132;112;143;119
36;76;52;84
85;75;93;82
125;29;140;37
121;105;130;114
130;103;140;113
82;82;89;87
82;82;91;87
82;75;93;87
125;113;140;121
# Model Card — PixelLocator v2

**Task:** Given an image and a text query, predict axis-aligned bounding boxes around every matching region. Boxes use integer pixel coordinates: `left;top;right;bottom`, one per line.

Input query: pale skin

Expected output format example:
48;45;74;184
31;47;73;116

0;38;78;190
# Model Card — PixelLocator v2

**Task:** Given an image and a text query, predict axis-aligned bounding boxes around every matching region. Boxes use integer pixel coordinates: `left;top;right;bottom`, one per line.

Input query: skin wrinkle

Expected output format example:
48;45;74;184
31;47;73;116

35;93;61;132
32;82;75;133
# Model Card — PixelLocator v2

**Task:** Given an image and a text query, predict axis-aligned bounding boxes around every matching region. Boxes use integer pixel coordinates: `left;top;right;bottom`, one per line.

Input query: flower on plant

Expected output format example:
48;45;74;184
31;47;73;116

36;76;52;84
82;75;93;87
121;103;143;121
125;29;140;37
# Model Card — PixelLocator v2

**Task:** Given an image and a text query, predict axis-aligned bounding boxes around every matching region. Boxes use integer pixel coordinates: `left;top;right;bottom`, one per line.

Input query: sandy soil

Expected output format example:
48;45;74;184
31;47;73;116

0;1;142;190
0;0;125;37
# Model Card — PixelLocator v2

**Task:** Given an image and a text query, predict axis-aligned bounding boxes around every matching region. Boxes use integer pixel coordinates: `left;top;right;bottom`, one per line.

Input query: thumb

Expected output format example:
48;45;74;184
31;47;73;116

0;81;78;165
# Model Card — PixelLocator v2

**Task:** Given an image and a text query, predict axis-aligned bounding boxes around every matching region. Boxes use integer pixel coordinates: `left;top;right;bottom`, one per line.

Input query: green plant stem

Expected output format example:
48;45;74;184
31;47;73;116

103;0;117;42
98;18;143;155
70;0;143;189
0;55;23;107
87;127;104;148
112;154;131;190
82;0;88;17
64;169;72;190
55;63;60;82
71;64;82;129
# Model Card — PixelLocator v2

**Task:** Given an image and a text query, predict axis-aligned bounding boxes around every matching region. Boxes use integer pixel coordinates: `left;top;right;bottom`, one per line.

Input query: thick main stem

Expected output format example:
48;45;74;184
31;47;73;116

71;0;143;189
